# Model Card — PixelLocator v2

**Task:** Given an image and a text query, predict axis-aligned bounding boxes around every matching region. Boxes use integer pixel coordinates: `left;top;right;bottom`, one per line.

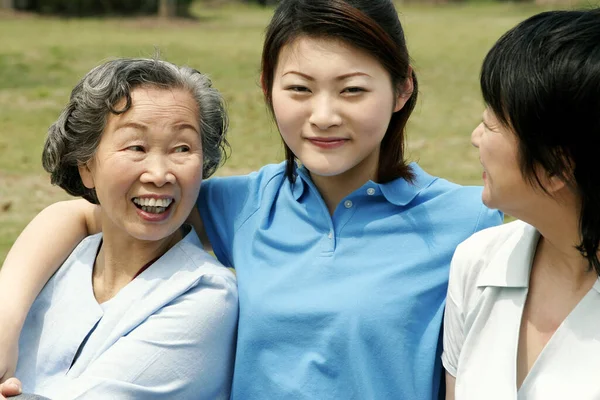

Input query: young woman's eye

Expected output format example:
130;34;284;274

127;145;145;152
287;86;310;93
342;87;365;94
174;145;190;153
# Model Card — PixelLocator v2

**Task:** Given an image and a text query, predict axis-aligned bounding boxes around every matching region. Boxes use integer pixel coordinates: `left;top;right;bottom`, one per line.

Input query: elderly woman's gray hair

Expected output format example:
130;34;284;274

42;57;229;204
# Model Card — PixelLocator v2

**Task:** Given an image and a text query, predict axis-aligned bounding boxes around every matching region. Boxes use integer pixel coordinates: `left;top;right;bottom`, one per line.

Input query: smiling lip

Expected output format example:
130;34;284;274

306;137;348;150
479;160;487;180
133;195;173;200
135;204;174;222
132;195;175;222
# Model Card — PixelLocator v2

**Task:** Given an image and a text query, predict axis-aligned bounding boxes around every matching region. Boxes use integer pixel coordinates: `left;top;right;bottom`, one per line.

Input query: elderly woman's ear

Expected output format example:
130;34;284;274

78;162;95;190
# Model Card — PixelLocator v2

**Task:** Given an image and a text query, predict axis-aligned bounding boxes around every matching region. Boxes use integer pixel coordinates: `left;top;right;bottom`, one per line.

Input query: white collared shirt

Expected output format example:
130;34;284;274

442;220;600;400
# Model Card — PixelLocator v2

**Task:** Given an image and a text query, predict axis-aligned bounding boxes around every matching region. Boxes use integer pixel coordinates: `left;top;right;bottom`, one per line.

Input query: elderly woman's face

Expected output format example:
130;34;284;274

79;86;202;242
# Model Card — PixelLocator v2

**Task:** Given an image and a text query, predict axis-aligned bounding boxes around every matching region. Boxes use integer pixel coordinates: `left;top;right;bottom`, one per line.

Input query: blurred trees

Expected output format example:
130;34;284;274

159;0;176;17
5;0;580;14
11;0;194;16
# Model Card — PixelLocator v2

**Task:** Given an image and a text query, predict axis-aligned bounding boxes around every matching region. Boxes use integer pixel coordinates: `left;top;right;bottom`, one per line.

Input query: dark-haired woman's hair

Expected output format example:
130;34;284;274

43;57;229;204
481;9;600;274
261;0;418;183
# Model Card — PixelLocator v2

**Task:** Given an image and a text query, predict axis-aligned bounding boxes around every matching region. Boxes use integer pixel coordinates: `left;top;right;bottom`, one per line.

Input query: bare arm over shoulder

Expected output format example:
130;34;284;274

186;206;212;252
445;372;456;400
0;199;99;383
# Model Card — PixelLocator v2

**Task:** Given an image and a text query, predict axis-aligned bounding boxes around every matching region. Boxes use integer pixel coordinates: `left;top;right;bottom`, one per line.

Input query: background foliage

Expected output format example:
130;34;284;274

12;0;194;16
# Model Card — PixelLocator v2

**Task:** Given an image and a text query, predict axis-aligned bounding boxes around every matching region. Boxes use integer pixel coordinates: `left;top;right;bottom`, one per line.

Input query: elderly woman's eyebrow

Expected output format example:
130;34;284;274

115;121;148;131
115;121;200;134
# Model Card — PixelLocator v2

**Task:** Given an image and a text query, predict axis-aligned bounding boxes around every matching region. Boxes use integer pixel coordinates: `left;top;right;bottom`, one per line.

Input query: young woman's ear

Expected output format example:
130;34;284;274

78;162;95;190
260;72;268;98
393;66;414;113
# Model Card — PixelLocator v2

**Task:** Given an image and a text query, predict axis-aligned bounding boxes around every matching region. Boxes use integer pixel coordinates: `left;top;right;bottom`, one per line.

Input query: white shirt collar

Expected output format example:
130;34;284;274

476;222;600;293
476;222;539;288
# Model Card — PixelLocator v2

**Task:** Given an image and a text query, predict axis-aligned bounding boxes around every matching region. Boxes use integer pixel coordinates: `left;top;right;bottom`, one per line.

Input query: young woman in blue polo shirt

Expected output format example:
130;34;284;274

0;1;501;399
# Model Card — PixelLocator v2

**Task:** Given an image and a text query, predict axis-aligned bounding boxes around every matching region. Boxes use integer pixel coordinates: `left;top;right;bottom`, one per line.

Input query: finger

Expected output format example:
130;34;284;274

0;378;22;397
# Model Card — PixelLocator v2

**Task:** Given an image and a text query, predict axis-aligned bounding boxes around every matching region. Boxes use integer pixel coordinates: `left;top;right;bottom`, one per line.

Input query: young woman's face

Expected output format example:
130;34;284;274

271;36;408;181
79;86;203;242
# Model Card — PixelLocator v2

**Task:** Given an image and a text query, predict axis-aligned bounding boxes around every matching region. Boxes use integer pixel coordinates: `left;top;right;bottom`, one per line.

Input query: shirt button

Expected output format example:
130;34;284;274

344;200;353;208
367;188;375;195
328;231;333;239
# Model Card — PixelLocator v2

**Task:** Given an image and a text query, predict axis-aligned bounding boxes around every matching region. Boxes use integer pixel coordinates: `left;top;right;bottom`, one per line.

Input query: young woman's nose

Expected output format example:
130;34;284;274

308;94;342;130
471;123;483;148
140;154;176;187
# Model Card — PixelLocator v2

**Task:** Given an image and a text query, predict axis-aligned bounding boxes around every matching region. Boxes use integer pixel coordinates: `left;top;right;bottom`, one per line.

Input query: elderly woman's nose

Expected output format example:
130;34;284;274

140;156;176;186
471;123;483;148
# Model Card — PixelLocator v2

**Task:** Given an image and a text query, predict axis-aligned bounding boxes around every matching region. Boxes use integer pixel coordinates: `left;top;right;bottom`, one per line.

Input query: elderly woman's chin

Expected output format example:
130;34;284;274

127;202;188;242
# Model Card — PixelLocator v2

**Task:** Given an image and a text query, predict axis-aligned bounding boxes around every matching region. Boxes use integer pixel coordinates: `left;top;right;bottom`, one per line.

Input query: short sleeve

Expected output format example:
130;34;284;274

197;175;251;267
473;204;503;234
196;163;286;268
441;245;468;377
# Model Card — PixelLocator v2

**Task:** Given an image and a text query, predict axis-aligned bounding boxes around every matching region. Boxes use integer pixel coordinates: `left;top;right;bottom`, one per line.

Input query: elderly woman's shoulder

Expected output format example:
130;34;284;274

165;233;238;320
176;228;237;281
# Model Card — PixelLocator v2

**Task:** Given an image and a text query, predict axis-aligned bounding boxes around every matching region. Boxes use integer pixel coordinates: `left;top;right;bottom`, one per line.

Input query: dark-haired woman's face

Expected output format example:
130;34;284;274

271;36;409;182
471;109;536;215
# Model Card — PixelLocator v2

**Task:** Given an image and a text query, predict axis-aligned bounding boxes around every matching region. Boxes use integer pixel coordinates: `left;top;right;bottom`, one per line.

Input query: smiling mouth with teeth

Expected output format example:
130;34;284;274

132;197;174;214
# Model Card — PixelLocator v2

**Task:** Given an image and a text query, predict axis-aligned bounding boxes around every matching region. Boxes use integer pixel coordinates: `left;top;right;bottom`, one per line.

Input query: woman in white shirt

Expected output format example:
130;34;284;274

443;9;600;400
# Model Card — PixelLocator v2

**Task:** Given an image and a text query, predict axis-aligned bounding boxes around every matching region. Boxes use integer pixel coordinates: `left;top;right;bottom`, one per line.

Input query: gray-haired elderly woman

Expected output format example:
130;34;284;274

2;58;238;400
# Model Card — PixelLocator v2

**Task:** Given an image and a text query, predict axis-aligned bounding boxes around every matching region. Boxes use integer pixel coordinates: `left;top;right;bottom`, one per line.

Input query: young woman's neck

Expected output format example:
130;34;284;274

309;162;377;216
93;219;183;303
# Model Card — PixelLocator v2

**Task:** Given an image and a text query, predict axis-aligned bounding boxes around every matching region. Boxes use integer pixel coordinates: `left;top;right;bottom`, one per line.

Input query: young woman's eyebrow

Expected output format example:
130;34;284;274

281;71;314;80
281;71;371;81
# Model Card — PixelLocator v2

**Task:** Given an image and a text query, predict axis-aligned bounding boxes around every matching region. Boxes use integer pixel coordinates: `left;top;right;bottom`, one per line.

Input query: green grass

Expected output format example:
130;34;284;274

0;1;583;263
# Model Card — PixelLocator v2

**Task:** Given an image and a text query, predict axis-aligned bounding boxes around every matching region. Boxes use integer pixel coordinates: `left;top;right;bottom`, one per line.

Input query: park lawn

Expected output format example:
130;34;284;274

0;1;566;263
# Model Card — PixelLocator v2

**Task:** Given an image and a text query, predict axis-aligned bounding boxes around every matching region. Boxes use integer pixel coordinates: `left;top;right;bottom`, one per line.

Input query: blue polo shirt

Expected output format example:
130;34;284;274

197;162;502;400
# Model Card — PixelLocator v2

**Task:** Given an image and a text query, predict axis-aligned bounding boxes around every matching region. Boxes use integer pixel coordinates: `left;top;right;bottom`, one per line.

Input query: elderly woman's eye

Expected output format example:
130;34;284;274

127;145;145;152
174;145;190;153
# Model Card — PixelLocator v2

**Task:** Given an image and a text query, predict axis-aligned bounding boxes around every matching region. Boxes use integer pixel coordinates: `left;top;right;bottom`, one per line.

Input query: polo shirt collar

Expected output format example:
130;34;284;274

476;222;539;288
292;164;309;200
292;162;435;206
379;163;436;206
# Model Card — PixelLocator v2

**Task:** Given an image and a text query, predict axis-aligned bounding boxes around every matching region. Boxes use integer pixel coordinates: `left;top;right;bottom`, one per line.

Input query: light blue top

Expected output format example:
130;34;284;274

197;162;503;400
16;226;238;400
